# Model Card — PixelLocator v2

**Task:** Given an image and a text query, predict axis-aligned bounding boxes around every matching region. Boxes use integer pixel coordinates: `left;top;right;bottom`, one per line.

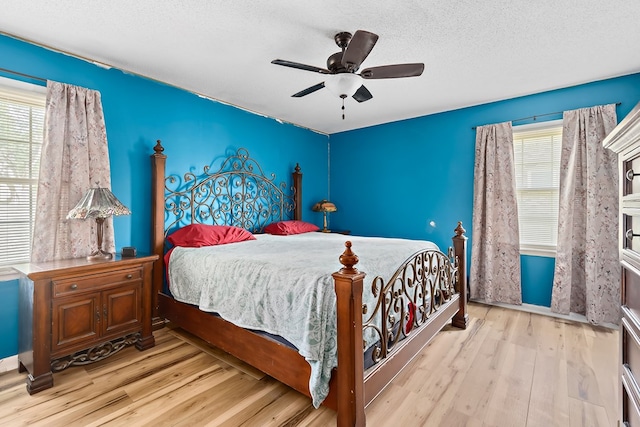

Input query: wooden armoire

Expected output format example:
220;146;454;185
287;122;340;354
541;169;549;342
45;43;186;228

603;100;640;426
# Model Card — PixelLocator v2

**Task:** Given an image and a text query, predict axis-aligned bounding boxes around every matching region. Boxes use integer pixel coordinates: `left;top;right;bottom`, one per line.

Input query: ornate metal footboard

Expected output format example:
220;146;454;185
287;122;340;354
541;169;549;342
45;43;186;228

363;247;459;365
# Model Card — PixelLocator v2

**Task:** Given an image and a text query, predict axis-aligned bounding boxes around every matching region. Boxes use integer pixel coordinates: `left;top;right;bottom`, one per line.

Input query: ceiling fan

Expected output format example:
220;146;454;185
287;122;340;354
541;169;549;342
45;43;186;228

271;30;424;119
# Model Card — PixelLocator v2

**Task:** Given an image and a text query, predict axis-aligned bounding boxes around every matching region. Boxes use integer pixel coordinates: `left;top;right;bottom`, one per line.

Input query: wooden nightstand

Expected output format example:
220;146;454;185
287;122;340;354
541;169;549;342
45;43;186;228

14;254;158;394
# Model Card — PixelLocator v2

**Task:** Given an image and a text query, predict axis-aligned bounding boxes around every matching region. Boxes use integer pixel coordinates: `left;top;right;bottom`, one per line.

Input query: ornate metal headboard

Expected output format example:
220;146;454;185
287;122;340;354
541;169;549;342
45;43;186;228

149;140;302;323
163;147;299;235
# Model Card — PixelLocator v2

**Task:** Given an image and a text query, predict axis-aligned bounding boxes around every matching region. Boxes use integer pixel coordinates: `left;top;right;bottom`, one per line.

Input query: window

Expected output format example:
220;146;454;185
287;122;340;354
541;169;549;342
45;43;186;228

513;120;562;257
0;77;46;267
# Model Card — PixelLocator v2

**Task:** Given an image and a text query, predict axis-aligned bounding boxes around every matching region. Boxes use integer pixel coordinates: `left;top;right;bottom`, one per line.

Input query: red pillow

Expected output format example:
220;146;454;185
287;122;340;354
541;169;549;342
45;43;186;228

167;224;255;247
264;220;319;235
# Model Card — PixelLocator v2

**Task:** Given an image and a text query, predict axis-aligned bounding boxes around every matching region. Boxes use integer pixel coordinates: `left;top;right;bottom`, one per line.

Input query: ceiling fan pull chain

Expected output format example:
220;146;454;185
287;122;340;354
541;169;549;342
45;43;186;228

341;94;346;120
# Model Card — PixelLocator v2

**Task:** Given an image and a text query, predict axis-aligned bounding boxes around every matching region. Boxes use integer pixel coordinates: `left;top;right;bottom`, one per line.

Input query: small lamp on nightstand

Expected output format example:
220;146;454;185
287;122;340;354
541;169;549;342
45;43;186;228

312;199;337;233
67;187;131;260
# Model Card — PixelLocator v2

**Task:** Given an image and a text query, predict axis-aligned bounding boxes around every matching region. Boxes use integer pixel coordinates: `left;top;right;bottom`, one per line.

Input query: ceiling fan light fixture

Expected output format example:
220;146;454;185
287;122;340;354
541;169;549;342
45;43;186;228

325;73;362;98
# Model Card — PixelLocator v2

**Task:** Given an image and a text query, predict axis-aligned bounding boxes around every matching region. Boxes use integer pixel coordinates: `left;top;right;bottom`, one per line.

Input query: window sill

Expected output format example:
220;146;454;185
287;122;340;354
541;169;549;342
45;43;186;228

520;246;556;258
0;267;22;282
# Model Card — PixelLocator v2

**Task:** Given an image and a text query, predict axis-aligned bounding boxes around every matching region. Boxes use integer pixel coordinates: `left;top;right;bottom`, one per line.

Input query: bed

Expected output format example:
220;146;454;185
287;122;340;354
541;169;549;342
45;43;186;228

149;141;468;426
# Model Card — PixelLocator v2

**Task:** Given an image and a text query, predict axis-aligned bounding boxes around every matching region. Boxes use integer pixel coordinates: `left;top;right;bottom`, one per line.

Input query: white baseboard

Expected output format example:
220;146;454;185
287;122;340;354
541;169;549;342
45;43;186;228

0;354;18;373
471;299;619;330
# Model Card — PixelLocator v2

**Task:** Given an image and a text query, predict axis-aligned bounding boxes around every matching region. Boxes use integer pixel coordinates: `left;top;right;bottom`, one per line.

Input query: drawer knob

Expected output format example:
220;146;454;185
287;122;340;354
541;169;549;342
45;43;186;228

627;168;640;181
626;229;640;241
126;274;133;279
70;284;78;290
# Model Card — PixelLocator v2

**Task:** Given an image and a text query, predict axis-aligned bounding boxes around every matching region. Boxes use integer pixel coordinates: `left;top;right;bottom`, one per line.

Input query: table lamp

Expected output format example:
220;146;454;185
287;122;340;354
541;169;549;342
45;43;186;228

67;187;131;260
312;199;337;233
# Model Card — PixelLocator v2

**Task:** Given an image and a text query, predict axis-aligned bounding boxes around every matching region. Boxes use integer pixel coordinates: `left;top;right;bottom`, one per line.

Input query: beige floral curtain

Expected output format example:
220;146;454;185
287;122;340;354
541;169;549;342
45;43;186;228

31;81;114;262
470;122;522;304
551;104;619;325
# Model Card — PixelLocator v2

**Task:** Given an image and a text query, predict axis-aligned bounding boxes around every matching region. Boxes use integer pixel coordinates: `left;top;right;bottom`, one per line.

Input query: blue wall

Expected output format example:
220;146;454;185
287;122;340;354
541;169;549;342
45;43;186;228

0;280;19;358
521;255;555;306
0;33;330;253
0;34;329;358
330;73;640;306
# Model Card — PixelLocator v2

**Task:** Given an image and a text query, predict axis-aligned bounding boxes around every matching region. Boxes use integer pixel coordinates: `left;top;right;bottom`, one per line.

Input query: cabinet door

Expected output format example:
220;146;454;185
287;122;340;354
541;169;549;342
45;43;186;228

51;293;100;357
102;281;142;338
622;145;640;425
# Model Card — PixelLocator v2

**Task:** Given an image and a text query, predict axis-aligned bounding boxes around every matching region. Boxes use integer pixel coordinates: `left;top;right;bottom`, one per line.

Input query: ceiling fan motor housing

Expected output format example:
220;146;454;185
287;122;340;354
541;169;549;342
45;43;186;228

328;32;355;72
334;32;352;49
327;52;349;73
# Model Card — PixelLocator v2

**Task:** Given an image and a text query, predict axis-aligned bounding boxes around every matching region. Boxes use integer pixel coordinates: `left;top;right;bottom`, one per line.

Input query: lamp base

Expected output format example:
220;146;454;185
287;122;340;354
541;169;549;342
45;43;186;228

87;249;113;261
321;228;331;233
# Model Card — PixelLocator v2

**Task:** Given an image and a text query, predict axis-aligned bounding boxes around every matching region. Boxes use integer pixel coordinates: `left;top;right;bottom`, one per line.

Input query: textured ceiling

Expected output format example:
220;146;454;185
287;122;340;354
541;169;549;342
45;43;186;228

1;1;640;134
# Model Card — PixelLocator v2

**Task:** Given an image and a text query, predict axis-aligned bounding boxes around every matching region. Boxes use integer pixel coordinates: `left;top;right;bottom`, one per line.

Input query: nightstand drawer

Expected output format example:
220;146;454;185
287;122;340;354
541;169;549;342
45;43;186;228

53;267;142;296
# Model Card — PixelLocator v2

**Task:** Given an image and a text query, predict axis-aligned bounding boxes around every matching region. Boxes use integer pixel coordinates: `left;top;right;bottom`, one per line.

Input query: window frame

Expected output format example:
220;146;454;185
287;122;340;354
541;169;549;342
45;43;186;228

0;76;46;272
512;119;563;258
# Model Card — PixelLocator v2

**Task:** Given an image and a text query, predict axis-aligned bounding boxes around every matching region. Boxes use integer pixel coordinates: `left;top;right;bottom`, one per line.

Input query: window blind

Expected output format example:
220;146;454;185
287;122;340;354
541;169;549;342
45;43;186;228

513;122;562;256
0;81;45;266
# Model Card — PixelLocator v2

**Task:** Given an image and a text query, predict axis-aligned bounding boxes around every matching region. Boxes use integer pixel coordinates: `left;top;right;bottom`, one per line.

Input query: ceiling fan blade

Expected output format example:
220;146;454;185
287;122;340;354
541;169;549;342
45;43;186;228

271;59;331;74
341;30;379;72
360;63;425;79
292;82;326;97
352;85;373;103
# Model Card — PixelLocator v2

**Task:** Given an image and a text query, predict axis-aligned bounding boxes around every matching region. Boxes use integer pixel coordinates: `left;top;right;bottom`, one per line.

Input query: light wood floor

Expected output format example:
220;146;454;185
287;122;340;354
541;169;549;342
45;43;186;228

0;303;618;426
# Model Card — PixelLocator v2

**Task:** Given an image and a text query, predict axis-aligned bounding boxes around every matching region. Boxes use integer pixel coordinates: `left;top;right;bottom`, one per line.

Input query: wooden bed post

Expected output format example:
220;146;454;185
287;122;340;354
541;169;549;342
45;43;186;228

292;163;302;221
332;241;366;427
150;140;166;329
452;221;469;329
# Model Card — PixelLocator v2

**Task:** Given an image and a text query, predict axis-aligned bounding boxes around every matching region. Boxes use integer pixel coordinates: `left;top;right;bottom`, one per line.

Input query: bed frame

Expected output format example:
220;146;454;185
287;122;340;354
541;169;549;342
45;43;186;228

149;140;468;426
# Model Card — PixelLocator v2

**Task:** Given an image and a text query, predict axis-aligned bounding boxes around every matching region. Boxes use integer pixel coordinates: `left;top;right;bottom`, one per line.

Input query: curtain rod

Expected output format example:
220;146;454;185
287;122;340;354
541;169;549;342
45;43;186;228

0;67;47;84
471;102;622;130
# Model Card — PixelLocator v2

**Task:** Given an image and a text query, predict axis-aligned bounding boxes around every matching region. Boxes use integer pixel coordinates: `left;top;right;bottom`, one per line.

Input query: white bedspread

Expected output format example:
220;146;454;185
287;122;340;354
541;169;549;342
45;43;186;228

168;232;439;407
